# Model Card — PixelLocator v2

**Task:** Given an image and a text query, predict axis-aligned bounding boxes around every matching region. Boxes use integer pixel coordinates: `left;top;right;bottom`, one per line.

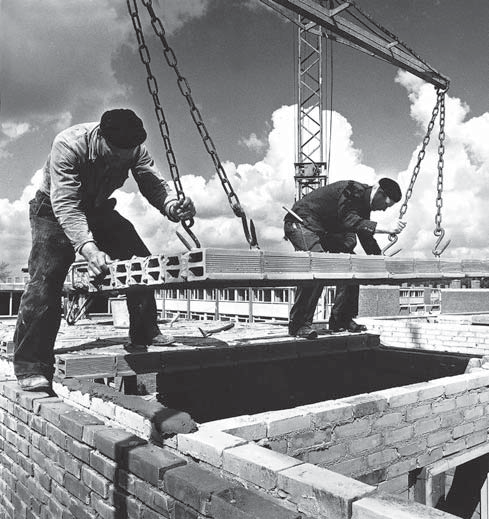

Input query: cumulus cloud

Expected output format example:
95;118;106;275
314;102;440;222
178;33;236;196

0;0;209;151
2;73;489;274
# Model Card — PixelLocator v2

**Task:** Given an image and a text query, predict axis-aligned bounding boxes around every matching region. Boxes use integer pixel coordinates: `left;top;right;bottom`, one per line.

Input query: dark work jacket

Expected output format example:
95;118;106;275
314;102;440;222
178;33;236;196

285;180;381;255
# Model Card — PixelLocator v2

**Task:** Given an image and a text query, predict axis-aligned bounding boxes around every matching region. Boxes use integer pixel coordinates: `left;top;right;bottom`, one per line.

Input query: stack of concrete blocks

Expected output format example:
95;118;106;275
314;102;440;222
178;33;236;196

67;248;489;293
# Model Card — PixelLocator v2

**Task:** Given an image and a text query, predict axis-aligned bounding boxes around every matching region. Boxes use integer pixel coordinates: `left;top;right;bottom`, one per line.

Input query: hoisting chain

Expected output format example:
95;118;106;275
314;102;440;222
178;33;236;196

382;87;449;257
140;0;259;249
432;90;450;257
126;0;200;249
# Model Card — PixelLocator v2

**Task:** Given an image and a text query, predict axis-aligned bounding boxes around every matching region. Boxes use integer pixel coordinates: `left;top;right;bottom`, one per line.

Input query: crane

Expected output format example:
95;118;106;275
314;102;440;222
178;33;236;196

261;0;449;200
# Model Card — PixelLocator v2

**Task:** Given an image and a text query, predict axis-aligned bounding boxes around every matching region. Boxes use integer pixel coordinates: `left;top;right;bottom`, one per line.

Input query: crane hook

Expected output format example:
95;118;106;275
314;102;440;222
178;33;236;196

432;228;451;257
176;218;201;251
241;215;259;249
382;233;402;257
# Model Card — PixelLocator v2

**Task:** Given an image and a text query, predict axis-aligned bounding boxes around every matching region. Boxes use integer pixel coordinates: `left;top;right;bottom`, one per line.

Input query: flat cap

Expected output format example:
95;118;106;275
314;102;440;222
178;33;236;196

378;177;402;203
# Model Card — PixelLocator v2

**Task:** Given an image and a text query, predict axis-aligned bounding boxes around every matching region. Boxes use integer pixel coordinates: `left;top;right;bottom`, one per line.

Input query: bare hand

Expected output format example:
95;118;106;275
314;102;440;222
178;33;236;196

388;219;407;234
170;197;196;221
80;242;111;278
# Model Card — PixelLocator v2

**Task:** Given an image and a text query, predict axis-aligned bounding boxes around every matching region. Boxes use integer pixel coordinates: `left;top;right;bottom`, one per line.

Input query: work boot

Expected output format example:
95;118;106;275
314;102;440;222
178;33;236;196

151;333;175;346
17;375;51;392
294;324;318;340
328;316;346;332
346;320;367;333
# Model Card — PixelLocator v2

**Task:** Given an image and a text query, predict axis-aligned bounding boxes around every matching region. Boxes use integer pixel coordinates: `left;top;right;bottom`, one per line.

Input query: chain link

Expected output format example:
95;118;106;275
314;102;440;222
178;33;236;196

127;0;186;201
140;0;246;219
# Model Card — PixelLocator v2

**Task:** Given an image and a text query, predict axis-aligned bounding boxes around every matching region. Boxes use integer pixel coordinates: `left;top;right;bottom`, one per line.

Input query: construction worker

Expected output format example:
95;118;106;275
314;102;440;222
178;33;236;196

14;109;195;391
284;178;405;338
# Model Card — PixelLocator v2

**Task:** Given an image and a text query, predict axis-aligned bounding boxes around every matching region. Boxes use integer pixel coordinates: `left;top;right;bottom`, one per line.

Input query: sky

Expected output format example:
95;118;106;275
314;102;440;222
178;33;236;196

1;0;488;275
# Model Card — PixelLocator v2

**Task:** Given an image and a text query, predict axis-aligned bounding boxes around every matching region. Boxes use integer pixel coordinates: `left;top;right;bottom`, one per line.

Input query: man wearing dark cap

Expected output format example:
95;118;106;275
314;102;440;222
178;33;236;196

284;178;405;338
14;108;195;391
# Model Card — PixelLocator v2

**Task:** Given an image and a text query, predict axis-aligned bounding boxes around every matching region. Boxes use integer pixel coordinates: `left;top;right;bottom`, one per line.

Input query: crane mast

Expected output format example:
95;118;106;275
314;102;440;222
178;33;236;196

265;0;450;200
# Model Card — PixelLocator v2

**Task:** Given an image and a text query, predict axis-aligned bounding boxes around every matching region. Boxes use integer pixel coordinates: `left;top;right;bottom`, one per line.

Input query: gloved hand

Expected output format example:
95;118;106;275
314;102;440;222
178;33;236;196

169;197;196;222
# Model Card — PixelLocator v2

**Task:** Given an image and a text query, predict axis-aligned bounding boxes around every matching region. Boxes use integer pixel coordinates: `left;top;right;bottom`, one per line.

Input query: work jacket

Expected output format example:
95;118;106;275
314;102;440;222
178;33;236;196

38;122;177;252
285;180;381;255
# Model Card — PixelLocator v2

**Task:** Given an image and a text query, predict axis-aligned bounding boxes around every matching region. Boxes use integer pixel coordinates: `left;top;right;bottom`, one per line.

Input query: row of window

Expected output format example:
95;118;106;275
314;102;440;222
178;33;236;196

159;287;292;303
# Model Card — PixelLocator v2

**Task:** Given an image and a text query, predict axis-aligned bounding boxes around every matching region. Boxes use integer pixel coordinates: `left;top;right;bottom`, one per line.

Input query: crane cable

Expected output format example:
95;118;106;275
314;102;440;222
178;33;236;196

132;0;259;249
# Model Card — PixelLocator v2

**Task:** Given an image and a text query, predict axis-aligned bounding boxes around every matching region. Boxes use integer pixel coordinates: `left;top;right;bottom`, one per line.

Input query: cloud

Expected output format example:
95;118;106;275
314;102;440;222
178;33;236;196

239;133;267;153
0;0;209;150
2;73;489;275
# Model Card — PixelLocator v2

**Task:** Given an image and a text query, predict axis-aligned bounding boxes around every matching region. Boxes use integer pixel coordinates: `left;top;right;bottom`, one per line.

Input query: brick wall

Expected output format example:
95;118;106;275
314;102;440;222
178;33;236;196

0;377;304;519
363;316;489;355
190;370;489;517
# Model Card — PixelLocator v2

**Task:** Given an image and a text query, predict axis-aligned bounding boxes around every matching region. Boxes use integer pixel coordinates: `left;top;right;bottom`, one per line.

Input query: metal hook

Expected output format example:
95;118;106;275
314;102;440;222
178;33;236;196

241;215;260;249
432;228;451;257
176;218;201;250
382;233;402;257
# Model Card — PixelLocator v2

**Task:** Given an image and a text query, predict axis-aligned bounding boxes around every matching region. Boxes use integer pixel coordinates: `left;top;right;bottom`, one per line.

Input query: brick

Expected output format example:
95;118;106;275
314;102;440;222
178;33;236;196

82;424;108;447
66;436;91;463
465;430;488;448
444;378;469;395
125;444;186;486
267;412;311;437
150;488;176;516
91;493;118;519
452;422;475;439
223;442;303;490
177;429;247;467
349;434;382;455
342;394;387;418
210;486;301;519
30;414;46;435
464;406;484;421
427;430;452;448
406;403;431;421
38;436;60;462
46;422;68;449
68;497;98;519
367;448;398;469
288;428;331;454
432;399;456;414
439;411;464;428
304;401;354;427
278;463;374;518
36;400;69;425
373;412;404;429
335;418;371;438
384;425;414;445
91;397;116;419
93;427;147;460
89;450;117;481
51;481;72;507
414;416;440;436
415;379;446;401
307;443;348;466
81;465;110;498
59;451;82;478
164;463;235;514
64;473;91;504
12;402;30;423
333;456;368;477
59;409;103;441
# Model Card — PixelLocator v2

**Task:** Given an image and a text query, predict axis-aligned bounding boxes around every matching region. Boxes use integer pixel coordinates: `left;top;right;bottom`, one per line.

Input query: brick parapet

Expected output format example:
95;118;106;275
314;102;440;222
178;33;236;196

0;376;303;519
179;371;489;518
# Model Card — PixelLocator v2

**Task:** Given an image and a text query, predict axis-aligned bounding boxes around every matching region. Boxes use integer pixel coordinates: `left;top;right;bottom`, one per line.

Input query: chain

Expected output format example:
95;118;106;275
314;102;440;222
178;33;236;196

432;89;450;257
141;0;244;219
126;0;200;248
434;91;446;235
382;87;446;256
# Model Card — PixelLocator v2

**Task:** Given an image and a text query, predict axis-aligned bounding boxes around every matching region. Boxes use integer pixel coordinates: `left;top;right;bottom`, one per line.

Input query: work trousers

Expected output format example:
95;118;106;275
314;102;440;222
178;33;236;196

14;190;160;379
284;220;359;332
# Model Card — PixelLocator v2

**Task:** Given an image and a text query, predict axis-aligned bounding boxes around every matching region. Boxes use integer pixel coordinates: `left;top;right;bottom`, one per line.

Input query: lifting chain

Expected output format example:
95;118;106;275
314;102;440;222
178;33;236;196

432;91;450;257
139;0;259;249
127;0;200;249
382;87;449;257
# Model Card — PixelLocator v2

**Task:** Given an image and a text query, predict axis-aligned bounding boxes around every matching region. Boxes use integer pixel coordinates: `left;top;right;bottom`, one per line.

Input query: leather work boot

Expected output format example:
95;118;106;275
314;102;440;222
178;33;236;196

294;324;318;340
17;375;51;392
328;316;346;332
125;333;175;352
346;320;367;333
